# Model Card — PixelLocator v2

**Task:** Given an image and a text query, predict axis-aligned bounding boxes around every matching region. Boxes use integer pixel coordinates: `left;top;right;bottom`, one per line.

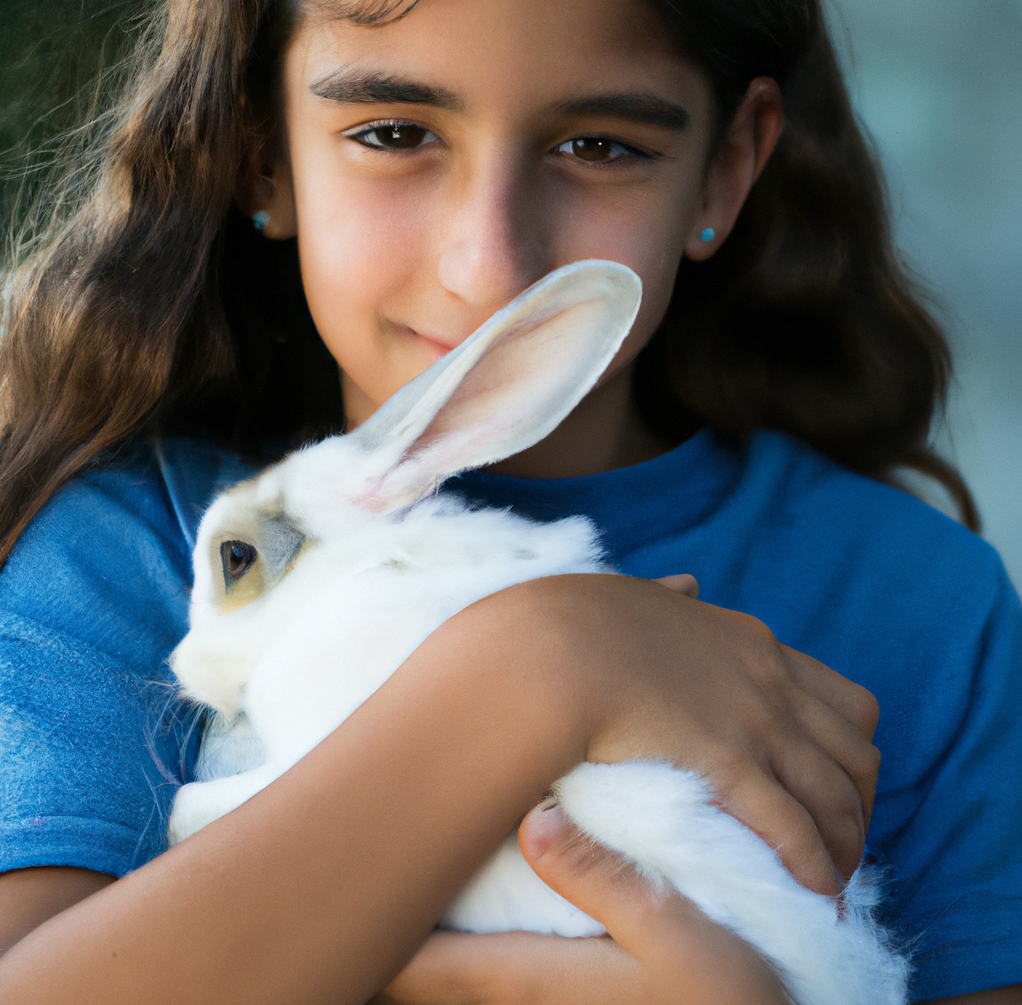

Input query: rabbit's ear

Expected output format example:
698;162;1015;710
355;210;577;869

349;259;641;511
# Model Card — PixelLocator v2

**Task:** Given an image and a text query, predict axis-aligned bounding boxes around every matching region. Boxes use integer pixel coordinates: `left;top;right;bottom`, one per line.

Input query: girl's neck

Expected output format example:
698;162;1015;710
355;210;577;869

485;363;676;480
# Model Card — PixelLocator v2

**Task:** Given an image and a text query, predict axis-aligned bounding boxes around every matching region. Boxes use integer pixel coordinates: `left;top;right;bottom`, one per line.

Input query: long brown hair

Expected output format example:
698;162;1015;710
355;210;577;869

0;0;977;566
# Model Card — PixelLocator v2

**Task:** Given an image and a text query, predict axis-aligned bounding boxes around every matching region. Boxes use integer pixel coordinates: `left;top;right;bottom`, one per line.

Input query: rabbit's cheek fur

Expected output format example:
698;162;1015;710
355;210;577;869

170;604;271;718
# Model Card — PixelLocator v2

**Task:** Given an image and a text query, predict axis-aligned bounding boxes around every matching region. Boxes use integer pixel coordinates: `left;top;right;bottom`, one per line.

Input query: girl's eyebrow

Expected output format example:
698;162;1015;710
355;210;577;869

309;69;464;110
552;93;690;131
309;70;688;131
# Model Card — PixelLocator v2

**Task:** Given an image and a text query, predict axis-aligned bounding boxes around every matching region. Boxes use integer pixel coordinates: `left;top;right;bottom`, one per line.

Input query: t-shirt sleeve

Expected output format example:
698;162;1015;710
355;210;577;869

869;556;1022;1002
0;441;242;877
0;612;200;876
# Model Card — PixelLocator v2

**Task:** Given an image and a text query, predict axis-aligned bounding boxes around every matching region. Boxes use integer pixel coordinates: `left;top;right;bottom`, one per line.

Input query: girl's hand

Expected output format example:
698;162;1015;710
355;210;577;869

524;574;880;895
653;570;878;890
373;800;789;1005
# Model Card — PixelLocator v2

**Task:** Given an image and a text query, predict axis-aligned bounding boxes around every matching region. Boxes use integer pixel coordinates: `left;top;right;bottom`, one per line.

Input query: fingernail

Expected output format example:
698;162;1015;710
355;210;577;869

520;800;570;860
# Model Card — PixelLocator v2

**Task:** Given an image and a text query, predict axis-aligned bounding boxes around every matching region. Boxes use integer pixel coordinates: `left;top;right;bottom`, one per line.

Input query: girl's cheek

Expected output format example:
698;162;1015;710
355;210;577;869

295;169;429;381
556;192;690;354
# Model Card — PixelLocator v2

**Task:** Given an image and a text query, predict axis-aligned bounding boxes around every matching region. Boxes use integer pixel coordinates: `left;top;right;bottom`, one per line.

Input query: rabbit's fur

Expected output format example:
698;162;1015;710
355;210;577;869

169;261;909;1005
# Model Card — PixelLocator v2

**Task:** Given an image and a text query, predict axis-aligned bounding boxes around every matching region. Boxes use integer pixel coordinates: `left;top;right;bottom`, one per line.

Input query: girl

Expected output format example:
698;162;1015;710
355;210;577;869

0;0;1019;1003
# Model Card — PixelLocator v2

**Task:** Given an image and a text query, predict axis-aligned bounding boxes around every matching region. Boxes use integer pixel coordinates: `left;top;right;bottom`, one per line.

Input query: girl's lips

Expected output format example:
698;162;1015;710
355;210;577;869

407;326;460;361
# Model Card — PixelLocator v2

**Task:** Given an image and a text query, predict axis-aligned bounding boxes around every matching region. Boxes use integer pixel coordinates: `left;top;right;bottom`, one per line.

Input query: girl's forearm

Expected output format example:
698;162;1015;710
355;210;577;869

0;587;594;1005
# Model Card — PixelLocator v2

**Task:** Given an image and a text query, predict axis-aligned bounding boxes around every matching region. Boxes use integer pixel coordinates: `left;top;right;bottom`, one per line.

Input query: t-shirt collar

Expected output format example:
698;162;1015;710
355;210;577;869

448;427;741;559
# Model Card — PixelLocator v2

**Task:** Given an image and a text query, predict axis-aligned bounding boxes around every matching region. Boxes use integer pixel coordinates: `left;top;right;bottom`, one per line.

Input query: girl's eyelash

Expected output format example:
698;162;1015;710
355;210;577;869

553;136;655;165
341;119;441;151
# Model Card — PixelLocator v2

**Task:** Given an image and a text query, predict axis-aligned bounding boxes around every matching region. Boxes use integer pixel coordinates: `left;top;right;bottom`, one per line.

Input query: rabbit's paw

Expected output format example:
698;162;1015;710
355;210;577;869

169;770;270;846
168;781;226;845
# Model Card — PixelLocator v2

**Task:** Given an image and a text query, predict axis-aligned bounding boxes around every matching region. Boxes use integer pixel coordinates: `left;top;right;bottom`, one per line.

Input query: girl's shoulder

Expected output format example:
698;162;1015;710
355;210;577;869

0;437;253;877
712;429;1017;670
619;428;1018;702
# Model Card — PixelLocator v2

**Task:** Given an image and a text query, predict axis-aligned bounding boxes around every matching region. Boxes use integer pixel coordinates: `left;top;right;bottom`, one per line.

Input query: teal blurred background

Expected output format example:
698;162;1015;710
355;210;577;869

831;0;1022;589
1;0;1020;587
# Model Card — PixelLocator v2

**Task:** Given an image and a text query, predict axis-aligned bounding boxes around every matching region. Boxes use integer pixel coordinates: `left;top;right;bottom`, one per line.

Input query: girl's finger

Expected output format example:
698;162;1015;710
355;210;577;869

517;801;670;957
774;647;881;830
781;645;881;739
708;763;844;896
764;735;869;881
776;679;881;831
517;803;790;1005
653;574;700;599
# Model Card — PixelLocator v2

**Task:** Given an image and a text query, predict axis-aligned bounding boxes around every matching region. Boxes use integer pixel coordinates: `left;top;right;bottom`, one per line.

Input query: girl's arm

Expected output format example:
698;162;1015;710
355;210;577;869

0;869;114;956
0;575;879;1005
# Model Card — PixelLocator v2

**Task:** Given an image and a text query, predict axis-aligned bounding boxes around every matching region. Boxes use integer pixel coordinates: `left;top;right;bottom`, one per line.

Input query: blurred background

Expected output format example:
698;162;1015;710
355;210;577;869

829;0;1022;589
1;0;1020;587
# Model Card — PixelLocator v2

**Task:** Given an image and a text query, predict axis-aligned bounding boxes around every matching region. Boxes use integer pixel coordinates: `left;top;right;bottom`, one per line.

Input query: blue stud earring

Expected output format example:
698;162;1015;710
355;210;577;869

253;210;271;232
701;227;716;243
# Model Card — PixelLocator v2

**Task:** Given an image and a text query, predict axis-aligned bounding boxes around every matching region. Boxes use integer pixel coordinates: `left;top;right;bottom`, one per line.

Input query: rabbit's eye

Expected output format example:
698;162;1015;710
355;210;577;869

220;540;257;590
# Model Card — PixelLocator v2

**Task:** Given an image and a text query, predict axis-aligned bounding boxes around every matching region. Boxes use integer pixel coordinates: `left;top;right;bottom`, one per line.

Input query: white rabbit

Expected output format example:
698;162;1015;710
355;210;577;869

169;260;909;1005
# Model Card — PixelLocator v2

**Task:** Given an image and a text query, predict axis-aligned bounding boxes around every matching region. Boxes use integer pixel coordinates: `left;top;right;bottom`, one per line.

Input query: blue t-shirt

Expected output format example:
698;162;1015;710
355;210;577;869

0;430;1019;1002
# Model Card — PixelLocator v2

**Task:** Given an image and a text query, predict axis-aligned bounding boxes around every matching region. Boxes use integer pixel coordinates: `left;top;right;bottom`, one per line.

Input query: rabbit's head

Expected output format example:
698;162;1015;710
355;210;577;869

173;260;641;714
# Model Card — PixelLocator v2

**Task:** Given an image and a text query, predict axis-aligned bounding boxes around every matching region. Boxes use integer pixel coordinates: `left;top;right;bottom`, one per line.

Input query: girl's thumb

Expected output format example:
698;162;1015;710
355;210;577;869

518;800;660;941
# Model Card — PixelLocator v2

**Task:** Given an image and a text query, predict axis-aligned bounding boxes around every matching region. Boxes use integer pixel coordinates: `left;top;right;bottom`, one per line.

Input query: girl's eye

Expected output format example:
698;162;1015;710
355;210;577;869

346;121;440;151
555;137;642;164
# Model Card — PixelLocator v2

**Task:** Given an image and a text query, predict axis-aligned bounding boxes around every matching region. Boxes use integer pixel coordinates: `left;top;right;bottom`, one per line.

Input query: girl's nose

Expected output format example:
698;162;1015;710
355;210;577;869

436;158;549;312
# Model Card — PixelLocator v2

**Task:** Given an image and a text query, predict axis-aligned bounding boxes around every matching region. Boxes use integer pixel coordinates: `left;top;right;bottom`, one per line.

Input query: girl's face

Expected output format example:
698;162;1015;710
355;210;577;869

261;0;768;428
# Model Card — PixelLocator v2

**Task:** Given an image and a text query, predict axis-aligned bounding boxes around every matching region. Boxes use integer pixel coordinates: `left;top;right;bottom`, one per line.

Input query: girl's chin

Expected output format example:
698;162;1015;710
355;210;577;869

339;323;461;422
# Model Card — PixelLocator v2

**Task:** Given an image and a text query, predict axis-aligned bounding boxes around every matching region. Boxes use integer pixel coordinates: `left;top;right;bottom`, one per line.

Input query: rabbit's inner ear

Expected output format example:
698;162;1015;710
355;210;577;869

212;513;308;614
349;261;642;512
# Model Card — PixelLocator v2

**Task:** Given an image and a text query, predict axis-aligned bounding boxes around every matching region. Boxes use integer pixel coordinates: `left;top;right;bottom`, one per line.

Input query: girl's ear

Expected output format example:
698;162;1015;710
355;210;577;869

685;77;784;262
236;150;298;240
348;260;642;511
